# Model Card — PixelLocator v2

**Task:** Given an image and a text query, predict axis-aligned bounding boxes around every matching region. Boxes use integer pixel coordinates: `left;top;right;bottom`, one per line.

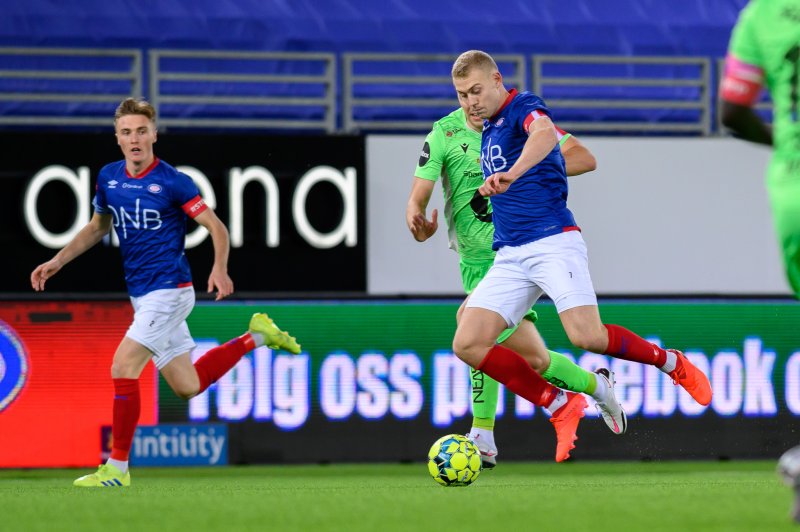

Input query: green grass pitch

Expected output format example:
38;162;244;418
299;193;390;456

1;461;794;531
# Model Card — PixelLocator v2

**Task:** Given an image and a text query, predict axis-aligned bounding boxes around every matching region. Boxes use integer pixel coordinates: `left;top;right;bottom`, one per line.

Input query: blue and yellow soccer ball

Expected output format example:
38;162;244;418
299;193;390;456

427;434;482;486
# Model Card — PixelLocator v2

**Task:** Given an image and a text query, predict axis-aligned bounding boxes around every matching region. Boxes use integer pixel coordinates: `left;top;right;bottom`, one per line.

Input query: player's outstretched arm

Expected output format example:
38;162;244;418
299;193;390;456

406;177;439;242
30;213;112;291
721;101;773;146
480;116;558;197
194;208;233;301
561;135;597;176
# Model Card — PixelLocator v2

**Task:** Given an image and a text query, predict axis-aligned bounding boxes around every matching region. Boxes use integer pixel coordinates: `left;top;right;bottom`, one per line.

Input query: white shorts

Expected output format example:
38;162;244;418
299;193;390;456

466;231;598;327
127;287;196;370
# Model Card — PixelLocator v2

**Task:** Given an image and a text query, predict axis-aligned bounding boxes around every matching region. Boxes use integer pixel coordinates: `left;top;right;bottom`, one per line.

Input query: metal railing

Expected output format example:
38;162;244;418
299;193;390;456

149;49;336;132
342;53;526;132
532;55;713;135
0;47;754;136
0;47;141;127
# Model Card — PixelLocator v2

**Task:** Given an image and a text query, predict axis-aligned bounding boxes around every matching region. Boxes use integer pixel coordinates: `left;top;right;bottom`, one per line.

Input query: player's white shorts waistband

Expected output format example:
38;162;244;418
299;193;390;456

127;286;196;370
466;231;598;327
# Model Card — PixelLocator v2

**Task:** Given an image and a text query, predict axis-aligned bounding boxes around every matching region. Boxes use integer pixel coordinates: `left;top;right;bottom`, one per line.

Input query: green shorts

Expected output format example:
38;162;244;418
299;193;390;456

459;258;538;343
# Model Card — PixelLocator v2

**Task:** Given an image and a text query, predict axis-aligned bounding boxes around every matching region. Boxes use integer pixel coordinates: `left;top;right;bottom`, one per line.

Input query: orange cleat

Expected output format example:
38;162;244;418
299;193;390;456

549;392;588;462
667;349;712;406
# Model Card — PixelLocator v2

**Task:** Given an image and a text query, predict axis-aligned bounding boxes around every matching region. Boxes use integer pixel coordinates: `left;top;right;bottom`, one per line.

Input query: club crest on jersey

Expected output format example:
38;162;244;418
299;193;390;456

148;184;162;194
0;320;29;414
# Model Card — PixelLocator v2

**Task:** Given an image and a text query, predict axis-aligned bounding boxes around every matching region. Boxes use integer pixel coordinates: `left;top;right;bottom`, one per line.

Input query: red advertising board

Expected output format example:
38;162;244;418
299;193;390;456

0;302;157;467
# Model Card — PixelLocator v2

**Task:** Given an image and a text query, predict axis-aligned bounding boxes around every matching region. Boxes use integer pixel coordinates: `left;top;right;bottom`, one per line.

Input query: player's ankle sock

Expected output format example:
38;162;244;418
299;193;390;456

472;416;495;430
658;350;678;374
106;458;129;474
249;332;265;348
542;351;594;393
590;373;608;402
470;368;499;420
469;427;496;448
604;324;667;367
110;378;140;462
194;335;254;393
545;389;569;414
477;345;559;407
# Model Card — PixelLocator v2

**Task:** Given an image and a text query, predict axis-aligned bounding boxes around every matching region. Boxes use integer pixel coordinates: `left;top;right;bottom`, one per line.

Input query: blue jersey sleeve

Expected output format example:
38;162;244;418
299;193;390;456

514;94;552;135
171;171;201;205
92;167;111;215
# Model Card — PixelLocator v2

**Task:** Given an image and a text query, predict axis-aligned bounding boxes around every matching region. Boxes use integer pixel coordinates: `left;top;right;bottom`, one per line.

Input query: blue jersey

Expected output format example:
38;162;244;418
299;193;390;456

92;158;207;297
480;89;578;250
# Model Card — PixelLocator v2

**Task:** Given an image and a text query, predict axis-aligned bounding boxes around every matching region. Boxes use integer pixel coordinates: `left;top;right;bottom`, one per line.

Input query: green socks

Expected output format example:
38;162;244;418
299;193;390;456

470;351;596;429
470;367;498;427
542;351;596;394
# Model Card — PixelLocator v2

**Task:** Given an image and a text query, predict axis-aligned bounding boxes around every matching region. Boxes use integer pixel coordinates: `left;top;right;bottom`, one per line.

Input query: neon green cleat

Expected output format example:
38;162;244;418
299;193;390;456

73;463;130;487
249;313;301;354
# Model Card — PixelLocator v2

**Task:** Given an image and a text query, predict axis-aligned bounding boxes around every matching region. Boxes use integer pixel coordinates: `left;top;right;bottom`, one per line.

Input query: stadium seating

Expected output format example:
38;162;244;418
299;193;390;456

0;0;750;133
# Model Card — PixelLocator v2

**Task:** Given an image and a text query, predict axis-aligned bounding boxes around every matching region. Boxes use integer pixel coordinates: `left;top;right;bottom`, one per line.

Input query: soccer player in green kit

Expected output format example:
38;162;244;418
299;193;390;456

720;0;800;521
407;100;626;466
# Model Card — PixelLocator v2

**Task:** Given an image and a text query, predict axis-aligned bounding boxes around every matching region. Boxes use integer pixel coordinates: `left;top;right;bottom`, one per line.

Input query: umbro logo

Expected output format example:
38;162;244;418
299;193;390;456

460;143;469;153
108;180;118;189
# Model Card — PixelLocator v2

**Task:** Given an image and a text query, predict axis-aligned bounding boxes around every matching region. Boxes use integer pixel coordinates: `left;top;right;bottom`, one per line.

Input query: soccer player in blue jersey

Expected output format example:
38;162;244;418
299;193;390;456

30;98;301;487
447;51;713;421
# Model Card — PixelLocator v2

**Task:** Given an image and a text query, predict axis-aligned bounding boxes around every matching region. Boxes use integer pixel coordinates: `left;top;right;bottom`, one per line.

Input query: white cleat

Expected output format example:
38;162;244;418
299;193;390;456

778;446;800;523
594;368;627;435
466;432;498;469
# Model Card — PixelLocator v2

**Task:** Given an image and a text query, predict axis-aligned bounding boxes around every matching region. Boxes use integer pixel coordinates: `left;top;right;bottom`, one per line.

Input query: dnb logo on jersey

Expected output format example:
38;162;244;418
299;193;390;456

0;320;29;413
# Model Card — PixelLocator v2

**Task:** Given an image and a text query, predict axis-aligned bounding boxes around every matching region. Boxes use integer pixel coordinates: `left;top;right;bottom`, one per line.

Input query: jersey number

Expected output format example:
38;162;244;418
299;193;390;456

786;44;799;121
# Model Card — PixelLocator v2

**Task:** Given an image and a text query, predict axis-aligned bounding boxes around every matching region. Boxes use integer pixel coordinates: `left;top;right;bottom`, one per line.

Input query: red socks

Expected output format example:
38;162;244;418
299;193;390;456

477;344;559;407
604;324;667;367
110;378;140;461
194;334;255;393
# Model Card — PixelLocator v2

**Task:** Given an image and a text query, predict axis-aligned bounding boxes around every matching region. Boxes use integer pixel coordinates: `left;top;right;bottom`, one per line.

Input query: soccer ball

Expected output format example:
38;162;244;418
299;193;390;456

427;434;482;486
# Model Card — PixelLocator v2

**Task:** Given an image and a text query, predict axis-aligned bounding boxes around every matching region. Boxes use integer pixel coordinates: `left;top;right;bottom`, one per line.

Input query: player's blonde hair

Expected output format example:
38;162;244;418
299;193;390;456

451;50;498;79
114;97;156;123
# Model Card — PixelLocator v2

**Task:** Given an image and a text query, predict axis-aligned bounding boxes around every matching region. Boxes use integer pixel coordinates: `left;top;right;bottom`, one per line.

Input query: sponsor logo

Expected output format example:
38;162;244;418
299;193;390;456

148;184;162;193
418;142;431;167
495;118;505;127
122;182;143;189
108;180;118;189
0;320;29;413
102;424;229;466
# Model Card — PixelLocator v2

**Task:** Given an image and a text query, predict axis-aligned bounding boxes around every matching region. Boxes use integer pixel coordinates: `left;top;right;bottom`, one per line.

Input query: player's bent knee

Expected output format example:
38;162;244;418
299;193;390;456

452;336;490;369
568;331;606;353
172;382;200;400
110;361;140;379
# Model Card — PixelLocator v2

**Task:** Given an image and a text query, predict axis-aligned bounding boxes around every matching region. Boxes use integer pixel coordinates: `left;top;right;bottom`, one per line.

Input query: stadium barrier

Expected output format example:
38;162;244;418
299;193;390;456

3;298;798;466
149;49;337;132
0;47;141;127
0;47;773;134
